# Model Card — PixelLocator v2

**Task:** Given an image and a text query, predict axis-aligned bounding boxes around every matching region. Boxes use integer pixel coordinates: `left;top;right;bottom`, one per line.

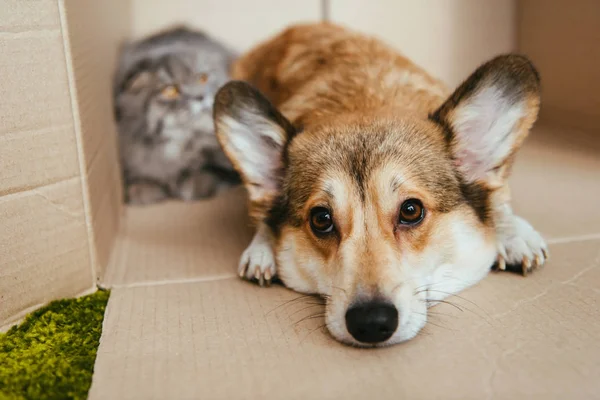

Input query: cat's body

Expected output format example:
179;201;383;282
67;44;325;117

114;27;240;204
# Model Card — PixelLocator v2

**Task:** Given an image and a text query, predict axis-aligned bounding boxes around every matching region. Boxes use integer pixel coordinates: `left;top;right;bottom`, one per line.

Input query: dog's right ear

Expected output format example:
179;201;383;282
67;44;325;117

214;81;295;210
430;55;540;188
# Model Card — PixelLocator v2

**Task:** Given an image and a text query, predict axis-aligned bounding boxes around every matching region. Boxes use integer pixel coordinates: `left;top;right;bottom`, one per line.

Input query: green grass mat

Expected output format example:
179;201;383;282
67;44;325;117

0;290;110;400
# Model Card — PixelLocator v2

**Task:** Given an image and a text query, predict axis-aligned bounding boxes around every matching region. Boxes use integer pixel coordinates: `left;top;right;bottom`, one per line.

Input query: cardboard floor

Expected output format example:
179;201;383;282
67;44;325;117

89;125;600;399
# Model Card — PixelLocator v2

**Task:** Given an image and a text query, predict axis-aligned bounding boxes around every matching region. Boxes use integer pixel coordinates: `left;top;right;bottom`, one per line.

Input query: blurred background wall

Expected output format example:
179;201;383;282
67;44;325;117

129;0;516;88
328;0;517;89
129;0;598;131
129;0;322;53
519;0;600;132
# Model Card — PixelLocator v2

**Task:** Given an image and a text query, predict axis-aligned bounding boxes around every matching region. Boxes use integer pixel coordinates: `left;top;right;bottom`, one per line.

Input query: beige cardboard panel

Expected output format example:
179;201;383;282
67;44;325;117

329;0;516;87
102;186;253;287
85;136;123;275
0;178;94;328
62;0;130;169
0;125;80;197
519;0;600;131
510;125;600;240
130;0;322;51
0;1;80;196
87;187;120;275
0;3;71;134
0;1;60;32
61;0;131;279
89;239;600;400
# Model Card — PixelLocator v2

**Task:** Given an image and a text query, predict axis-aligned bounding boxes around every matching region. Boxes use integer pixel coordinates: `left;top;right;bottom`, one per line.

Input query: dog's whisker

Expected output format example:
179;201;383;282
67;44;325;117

414;310;455;320
416;330;433;338
425;298;464;312
266;294;319;315
424;289;490;317
413;285;430;295
414;283;490;322
391;283;403;295
330;286;348;301
289;303;326;317
423;319;455;331
292;313;326;327
425;299;489;324
421;291;492;323
300;323;328;344
303;314;327;321
418;309;456;318
304;301;327;306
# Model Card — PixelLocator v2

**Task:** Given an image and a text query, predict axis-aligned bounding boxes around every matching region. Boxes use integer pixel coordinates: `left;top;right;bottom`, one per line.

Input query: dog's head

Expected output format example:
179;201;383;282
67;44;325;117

214;55;540;346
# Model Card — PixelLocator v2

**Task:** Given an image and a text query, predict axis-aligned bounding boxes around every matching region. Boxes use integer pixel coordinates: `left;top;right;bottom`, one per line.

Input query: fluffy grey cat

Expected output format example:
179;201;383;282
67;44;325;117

114;26;240;205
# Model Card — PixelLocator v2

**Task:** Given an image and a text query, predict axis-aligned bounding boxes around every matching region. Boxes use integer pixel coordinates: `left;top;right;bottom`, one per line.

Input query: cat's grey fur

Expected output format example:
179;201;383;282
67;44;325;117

114;26;240;204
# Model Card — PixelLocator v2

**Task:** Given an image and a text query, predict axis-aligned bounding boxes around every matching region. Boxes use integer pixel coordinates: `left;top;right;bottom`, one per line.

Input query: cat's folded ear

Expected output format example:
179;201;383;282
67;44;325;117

213;81;295;216
430;54;541;188
120;58;156;92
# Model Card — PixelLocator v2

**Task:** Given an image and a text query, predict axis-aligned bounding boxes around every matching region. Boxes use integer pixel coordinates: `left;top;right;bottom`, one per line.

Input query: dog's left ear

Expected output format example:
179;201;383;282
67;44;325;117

213;81;295;218
430;55;541;187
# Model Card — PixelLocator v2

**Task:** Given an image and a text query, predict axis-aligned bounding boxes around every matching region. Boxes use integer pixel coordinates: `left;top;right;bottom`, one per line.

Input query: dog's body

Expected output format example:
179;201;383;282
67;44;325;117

214;23;547;346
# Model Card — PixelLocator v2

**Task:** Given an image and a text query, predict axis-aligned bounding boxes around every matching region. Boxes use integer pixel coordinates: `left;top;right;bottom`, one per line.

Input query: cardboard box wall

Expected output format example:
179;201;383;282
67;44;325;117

2;0;600;398
0;0;129;328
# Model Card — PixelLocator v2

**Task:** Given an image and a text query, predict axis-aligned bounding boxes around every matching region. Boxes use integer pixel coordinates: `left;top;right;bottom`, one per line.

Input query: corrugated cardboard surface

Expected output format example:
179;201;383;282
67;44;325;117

102;187;253;287
0;179;94;328
0;1;80;198
0;1;95;328
90;243;600;400
90;125;600;398
61;0;130;279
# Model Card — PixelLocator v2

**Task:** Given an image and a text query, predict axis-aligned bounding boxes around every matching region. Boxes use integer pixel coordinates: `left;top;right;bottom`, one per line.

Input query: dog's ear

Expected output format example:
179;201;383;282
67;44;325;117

430;55;541;188
214;81;295;211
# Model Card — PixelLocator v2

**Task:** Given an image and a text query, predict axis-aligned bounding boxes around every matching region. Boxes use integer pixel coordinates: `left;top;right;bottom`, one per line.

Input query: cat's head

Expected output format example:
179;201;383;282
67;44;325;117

118;53;231;142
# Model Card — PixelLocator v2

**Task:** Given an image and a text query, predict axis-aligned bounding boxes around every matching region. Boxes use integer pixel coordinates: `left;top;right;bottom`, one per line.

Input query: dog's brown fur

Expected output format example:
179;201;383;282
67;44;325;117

232;24;447;124
214;23;546;346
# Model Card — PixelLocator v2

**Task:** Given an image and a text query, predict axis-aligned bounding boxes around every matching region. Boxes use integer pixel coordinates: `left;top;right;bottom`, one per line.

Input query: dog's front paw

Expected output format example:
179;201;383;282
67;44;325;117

238;235;276;287
497;216;549;276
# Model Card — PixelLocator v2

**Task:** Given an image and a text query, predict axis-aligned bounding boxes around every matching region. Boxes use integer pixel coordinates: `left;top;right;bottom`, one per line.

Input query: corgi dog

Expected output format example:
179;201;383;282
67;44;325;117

213;23;547;347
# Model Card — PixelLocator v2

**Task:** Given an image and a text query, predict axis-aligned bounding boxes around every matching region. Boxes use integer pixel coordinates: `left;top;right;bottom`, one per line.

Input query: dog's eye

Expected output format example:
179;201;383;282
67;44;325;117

399;199;425;225
310;207;334;235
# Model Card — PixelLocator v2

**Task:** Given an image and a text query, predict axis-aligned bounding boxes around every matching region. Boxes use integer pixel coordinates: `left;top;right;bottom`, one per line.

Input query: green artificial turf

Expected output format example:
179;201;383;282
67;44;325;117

0;290;110;400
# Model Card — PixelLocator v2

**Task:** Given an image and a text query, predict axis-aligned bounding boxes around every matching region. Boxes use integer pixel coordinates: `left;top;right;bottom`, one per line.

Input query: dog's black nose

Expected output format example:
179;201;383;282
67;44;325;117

345;301;398;344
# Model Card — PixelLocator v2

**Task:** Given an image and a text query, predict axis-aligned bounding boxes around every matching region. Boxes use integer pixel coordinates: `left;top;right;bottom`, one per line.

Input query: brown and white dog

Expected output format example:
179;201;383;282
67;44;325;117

213;23;547;347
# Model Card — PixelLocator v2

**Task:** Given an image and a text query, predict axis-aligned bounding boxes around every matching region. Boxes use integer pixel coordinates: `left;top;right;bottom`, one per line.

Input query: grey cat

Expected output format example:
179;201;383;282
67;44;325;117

114;26;240;205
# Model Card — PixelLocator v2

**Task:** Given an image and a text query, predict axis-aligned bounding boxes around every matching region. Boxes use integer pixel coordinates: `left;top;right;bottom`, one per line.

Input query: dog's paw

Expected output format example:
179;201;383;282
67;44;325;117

238;239;276;287
496;216;549;276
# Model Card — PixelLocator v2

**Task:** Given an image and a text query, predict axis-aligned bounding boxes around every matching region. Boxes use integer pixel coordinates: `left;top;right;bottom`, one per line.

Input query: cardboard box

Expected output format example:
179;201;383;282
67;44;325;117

1;0;599;398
